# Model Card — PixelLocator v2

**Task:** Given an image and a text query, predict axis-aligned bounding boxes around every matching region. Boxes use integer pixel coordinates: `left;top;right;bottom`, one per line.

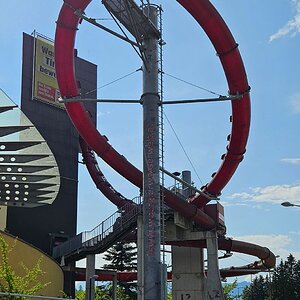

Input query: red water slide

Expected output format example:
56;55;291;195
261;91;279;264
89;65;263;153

55;0;274;273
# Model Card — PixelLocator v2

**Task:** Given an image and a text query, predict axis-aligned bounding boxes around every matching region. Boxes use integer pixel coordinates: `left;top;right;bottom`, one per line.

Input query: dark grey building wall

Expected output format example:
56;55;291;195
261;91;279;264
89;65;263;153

6;33;97;256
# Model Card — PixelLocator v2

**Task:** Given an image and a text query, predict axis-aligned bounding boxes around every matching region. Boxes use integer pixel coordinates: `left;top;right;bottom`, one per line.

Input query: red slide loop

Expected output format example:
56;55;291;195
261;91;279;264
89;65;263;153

177;0;251;206
55;0;275;274
79;137;131;208
55;0;250;225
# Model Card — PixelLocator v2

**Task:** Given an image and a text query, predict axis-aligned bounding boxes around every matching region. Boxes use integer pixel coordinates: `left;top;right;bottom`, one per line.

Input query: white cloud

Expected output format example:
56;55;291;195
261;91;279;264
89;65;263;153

234;234;290;250
269;0;300;42
233;234;300;261
290;93;300;113
281;157;300;164
97;111;111;118
227;184;300;205
290;230;300;235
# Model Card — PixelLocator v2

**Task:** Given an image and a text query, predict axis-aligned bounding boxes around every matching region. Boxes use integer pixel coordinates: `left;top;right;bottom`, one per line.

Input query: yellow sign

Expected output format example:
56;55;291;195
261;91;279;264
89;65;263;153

33;35;62;107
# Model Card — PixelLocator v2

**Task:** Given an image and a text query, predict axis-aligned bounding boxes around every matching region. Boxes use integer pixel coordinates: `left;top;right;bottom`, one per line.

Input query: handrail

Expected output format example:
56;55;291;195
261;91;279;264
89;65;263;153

52;196;142;259
0;292;74;300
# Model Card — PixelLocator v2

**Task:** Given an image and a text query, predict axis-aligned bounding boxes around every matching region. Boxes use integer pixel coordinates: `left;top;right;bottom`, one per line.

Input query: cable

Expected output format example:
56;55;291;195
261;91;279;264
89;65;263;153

85;69;141;95
163;72;223;97
164;112;204;186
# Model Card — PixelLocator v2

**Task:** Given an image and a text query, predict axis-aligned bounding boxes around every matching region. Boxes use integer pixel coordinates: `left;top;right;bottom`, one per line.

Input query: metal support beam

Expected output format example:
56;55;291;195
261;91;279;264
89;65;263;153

161;95;242;104
112;273;117;300
74;10;139;47
160;167;217;200
142;5;162;300
58;95;239;104
137;215;144;300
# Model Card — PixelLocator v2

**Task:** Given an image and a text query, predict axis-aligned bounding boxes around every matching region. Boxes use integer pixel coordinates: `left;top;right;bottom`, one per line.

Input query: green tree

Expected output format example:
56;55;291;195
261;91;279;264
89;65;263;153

75;284;133;300
223;279;238;300
75;285;85;300
103;241;137;299
104;242;137;272
294;259;300;298
242;275;267;300
0;236;50;299
270;254;299;300
242;254;300;300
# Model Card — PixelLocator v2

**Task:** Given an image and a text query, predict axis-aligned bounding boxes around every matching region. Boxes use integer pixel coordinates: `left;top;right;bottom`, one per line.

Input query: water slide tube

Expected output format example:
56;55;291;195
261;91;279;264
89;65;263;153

79;137;130;208
55;0;215;229
177;0;251;207
55;0;274;272
55;0;249;215
74;236;275;281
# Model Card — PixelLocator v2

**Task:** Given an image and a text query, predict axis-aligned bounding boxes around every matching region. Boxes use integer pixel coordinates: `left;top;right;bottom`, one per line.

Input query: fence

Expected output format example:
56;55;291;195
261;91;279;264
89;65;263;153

0;292;74;300
53;196;142;259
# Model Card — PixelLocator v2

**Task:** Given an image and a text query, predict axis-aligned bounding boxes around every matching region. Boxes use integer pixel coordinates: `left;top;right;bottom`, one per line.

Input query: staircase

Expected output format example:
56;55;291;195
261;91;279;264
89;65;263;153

52;197;142;262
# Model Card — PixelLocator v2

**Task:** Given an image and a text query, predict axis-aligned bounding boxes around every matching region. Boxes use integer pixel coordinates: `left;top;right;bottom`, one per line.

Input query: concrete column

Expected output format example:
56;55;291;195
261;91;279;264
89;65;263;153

172;246;206;300
172;170;206;299
206;231;224;300
85;254;96;300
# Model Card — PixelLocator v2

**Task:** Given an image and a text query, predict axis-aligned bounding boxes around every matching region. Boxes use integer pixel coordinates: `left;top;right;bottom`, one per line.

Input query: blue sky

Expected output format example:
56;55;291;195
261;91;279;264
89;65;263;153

1;0;300;277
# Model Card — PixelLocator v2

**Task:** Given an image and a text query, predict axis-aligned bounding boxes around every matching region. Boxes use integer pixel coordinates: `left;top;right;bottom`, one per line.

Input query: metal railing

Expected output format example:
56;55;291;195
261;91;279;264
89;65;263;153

0;292;74;300
53;197;142;259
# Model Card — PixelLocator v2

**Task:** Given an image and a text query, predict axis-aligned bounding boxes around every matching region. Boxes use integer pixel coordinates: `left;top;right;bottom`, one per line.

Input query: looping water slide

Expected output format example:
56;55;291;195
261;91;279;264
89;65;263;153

55;0;275;275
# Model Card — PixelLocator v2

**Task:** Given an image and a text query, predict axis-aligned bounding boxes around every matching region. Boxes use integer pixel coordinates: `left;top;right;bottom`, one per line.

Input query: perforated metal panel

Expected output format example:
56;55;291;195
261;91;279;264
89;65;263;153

0;89;60;207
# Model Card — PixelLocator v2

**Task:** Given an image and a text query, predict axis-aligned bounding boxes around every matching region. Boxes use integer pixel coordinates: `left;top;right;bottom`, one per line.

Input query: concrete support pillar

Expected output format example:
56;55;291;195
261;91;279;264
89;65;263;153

172;246;206;300
85;254;96;300
206;231;224;300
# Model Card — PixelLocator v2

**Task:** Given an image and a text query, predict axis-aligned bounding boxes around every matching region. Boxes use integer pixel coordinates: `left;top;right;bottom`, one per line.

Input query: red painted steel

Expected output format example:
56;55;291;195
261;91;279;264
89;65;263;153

169;238;276;270
177;0;251;207
55;0;274;273
79;137;130;208
74;268;259;281
55;0;215;229
74;237;275;281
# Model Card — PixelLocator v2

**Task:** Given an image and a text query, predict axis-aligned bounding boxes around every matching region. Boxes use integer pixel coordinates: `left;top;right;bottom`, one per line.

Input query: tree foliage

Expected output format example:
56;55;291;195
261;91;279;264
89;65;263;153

75;284;133;300
223;279;239;300
103;241;137;299
0;236;50;299
242;254;300;300
103;242;137;272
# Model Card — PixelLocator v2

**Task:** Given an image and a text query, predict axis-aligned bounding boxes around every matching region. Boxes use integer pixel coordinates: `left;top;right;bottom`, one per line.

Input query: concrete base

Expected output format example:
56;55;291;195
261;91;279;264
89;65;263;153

172;246;206;300
167;222;225;300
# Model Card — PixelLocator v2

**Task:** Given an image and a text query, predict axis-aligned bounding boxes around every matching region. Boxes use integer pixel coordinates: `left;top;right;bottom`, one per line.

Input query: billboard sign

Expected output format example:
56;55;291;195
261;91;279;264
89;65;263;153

33;34;63;108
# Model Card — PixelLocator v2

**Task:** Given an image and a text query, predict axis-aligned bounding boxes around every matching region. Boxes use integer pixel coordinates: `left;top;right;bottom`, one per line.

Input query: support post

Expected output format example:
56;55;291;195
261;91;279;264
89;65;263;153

172;246;206;300
112;273;117;300
141;5;161;300
85;254;96;300
206;231;225;300
137;215;144;300
172;170;206;299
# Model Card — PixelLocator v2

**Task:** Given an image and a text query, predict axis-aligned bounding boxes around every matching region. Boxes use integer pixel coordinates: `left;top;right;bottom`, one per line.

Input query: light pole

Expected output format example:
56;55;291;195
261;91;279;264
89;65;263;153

281;201;300;208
